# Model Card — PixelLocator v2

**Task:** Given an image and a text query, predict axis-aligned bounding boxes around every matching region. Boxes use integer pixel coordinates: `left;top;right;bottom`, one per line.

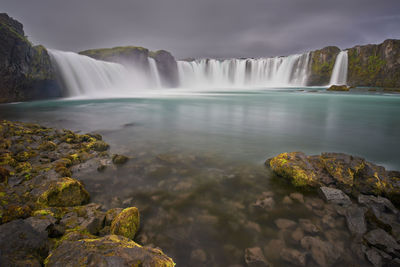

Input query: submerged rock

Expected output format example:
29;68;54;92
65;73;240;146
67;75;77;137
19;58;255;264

319;187;352;206
44;235;175;267
244;247;270;267
112;154;129;165
300;236;340;266
280;248;306;266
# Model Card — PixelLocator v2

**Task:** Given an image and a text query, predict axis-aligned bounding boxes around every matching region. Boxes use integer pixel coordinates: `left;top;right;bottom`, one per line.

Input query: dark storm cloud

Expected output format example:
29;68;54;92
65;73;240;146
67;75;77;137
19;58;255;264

1;0;400;59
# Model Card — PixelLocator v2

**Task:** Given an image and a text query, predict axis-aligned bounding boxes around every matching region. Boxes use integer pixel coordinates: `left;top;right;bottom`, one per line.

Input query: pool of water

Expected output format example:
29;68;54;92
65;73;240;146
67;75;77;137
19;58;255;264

1;87;399;266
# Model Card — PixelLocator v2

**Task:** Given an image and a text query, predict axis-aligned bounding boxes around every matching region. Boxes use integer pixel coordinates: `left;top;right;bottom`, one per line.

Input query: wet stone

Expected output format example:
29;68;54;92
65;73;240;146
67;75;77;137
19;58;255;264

244;247;270;267
280;248;307;266
290;192;304;203
344;205;367;235
275;218;297;230
364;229;400;254
319;186;352;206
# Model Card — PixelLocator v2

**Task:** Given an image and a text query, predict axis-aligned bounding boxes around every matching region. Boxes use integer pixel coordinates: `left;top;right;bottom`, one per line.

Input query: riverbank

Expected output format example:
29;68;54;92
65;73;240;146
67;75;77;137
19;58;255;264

0;120;174;266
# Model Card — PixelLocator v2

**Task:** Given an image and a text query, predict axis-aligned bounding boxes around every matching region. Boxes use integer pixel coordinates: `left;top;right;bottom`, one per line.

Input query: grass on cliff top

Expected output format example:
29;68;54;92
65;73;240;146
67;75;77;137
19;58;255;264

0;22;31;45
79;46;149;58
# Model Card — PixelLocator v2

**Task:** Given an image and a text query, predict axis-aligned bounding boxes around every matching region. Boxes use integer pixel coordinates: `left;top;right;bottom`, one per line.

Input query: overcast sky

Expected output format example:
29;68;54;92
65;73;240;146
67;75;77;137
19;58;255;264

1;0;400;59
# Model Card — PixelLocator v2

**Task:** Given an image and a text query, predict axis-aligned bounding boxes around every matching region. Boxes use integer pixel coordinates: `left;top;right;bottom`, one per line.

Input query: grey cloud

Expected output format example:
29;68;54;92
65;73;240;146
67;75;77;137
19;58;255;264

1;0;399;59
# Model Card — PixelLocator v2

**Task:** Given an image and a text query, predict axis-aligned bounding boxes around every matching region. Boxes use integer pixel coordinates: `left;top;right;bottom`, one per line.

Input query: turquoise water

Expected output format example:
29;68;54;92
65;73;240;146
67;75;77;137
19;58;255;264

1;88;400;266
1;88;399;169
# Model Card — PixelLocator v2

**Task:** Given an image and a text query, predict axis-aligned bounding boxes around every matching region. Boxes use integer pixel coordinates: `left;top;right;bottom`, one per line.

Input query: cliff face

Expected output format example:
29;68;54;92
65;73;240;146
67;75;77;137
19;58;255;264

80;47;179;88
307;39;400;88
307;46;340;86
347;39;400;88
79;46;151;71
0;13;61;103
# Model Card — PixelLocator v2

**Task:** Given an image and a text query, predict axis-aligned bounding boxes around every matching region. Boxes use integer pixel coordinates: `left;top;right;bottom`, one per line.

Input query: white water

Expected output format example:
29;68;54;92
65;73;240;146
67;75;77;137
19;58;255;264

148;58;162;88
330;50;348;85
49;50;159;97
177;53;311;88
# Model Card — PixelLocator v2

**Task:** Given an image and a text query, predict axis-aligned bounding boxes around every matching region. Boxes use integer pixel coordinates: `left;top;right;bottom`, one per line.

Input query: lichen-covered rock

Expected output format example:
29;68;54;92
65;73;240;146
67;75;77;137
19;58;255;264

44;235;174;267
0;166;9;184
268;152;320;187
38;177;90;207
327;85;351;91
268;152;400;204
110;207;140;239
89;140;109;152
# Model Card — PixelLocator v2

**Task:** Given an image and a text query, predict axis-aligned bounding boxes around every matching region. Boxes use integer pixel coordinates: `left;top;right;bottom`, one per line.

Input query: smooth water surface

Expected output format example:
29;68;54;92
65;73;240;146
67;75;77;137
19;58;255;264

1;88;400;266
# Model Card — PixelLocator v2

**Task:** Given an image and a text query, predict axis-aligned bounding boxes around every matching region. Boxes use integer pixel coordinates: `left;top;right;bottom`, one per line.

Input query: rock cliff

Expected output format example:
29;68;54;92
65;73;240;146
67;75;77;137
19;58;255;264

0;13;61;103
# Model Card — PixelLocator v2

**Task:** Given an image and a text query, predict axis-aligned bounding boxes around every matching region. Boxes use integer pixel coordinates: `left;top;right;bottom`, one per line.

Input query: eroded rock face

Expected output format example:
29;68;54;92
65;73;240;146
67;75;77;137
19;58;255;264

268;152;400;204
308;46;341;86
44;235;175;267
0;13;61;103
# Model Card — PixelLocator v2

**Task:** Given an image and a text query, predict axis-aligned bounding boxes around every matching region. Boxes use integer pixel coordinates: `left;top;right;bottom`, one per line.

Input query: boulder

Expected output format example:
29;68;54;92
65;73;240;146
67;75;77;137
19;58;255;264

301;236;340;266
280;248;306;266
268;152;400;204
44;235;175;267
364;229;400;254
37;177;90;207
112;154;129;165
110;207;140;239
319;187;352;206
244;247;270;267
275;218;297;230
344;205;367;235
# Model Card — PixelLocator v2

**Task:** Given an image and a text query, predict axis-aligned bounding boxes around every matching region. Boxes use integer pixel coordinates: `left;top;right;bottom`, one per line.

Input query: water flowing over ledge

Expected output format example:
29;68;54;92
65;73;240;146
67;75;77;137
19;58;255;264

49;49;351;97
329;50;348;85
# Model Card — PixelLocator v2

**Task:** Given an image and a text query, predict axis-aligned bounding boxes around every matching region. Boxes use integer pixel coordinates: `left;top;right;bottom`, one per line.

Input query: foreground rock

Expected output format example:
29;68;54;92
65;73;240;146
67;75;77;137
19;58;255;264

45;235;174;267
268;152;400;204
0;120;174;265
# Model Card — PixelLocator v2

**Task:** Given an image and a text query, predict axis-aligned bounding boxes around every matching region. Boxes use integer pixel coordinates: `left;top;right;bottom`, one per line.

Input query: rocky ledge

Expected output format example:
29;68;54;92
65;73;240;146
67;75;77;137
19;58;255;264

263;152;400;266
0;120;174;266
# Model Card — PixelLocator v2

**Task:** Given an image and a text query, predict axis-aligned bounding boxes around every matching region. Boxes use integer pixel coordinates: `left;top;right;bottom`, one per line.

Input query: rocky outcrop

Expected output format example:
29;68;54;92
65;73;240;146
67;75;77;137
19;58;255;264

80;47;179;88
347;39;400;88
327;85;351;91
0;13;61;103
308;46;341;86
149;50;179;87
268;152;400;204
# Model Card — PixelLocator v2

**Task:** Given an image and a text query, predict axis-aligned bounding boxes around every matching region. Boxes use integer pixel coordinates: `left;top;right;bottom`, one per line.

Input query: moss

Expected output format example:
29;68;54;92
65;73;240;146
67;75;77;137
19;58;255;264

110;207;140;239
32;209;55;217
112;154;129;165
37;177;90;207
88;140;109;152
269;152;318;187
15;161;32;174
38;141;57;151
79;46;149;60
0;21;31;45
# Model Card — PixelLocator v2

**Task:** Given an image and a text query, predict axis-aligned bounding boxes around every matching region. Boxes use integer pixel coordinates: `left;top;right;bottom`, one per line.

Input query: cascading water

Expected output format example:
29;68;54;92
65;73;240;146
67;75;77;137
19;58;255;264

50;49;315;97
329;50;348;85
49;50;158;97
148;58;162;88
177;52;311;88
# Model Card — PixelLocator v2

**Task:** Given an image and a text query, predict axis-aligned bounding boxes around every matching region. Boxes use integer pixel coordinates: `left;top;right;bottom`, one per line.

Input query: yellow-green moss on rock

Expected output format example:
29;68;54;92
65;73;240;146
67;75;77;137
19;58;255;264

268;152;319;187
110;207;140;239
44;235;175;267
37;177;90;207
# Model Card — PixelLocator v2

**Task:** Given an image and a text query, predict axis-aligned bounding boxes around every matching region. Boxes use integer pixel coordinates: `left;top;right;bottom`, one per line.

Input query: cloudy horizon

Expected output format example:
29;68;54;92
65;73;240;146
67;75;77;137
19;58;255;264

1;0;400;59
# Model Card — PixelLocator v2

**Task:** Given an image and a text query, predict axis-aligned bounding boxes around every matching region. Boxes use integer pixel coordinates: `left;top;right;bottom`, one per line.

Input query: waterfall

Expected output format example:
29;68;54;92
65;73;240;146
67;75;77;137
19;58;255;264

329;50;348;85
177;52;311;88
148;58;162;88
49;50;154;97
